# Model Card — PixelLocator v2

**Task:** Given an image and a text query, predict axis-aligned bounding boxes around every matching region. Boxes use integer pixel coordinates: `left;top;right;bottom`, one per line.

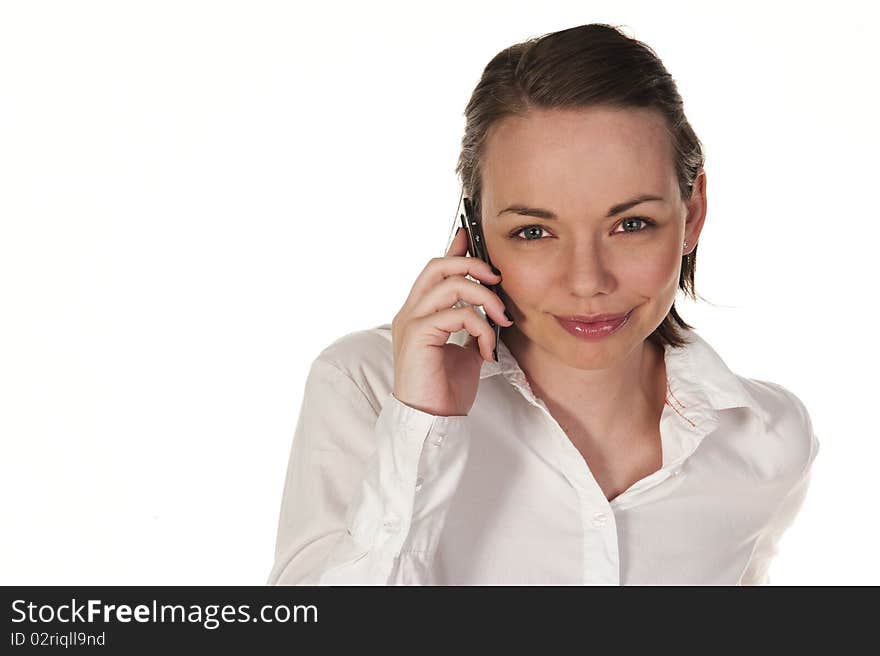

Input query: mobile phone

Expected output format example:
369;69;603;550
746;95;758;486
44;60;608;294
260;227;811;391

460;196;502;362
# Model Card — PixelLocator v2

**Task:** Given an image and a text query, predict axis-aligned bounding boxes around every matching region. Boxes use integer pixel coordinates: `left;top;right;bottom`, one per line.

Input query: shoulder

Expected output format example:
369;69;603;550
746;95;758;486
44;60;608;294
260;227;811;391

315;323;393;371
682;330;819;474
309;323;395;414
739;377;821;476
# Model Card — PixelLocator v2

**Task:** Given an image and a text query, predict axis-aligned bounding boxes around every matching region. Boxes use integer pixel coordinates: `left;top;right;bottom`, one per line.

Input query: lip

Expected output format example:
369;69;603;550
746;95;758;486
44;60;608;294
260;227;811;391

558;311;631;323
554;309;633;340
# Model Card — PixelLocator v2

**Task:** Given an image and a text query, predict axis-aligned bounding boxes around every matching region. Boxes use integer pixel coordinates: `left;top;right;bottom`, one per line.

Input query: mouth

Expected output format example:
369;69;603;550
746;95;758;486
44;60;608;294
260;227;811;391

555;310;632;324
553;309;634;340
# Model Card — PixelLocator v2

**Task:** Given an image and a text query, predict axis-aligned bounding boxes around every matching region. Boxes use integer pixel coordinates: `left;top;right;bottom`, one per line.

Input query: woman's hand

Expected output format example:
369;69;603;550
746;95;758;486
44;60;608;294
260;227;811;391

391;227;513;417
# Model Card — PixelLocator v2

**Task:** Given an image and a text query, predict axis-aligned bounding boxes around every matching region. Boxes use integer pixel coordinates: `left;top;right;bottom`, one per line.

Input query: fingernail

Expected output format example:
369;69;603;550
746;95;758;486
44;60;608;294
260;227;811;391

504;309;514;322
491;265;501;276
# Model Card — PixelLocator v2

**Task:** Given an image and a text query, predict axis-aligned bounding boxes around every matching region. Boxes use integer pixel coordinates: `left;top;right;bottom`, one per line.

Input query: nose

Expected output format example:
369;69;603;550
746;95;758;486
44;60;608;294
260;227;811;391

561;239;617;297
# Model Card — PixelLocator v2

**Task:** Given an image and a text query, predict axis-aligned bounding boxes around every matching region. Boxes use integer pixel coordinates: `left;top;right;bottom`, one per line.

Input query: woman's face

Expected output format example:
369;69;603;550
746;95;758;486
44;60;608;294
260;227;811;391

480;106;706;369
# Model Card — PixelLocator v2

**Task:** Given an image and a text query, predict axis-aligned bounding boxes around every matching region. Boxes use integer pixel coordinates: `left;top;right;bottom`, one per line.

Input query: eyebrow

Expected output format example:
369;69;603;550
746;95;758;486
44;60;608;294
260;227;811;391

497;194;665;220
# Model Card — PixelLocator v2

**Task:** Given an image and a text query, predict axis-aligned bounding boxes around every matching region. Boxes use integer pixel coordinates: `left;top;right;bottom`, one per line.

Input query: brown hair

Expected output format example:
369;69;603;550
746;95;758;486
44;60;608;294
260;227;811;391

455;23;706;349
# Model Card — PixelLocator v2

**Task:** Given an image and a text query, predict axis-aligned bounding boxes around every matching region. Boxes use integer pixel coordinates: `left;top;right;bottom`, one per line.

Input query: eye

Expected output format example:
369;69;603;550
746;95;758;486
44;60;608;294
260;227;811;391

614;216;655;234
508;217;655;242
509;225;551;241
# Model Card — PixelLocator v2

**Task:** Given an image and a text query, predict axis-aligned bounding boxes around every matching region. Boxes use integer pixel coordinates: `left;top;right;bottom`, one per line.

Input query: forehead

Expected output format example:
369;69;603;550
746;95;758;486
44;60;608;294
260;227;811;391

481;106;676;208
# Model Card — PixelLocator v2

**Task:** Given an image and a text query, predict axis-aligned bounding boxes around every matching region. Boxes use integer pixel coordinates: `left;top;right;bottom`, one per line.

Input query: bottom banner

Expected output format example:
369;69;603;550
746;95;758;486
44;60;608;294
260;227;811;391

0;585;852;651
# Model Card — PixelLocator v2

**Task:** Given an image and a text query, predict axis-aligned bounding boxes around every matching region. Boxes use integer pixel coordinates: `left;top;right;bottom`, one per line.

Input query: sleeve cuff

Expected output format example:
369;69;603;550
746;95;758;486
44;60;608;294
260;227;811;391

346;391;472;557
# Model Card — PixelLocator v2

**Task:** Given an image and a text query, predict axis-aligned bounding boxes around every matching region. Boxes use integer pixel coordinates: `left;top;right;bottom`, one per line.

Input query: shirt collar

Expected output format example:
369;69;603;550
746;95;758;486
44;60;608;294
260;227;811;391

463;327;771;429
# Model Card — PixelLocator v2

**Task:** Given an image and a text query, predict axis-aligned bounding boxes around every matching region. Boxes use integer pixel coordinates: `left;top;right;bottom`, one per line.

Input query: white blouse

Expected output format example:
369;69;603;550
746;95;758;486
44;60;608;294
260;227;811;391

267;321;819;585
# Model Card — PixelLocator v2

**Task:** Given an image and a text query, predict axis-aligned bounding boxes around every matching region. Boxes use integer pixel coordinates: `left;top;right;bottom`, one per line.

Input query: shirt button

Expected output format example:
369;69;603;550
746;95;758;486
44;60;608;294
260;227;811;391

414;477;424;490
383;516;400;533
591;512;608;527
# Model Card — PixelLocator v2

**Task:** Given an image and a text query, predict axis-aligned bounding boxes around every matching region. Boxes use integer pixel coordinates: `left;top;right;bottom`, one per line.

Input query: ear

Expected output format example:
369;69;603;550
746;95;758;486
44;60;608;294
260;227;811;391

683;169;707;254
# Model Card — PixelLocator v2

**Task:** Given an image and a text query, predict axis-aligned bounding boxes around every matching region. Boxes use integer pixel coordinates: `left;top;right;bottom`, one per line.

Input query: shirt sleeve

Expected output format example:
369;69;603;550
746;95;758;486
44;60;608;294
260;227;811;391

266;357;472;585
739;427;820;586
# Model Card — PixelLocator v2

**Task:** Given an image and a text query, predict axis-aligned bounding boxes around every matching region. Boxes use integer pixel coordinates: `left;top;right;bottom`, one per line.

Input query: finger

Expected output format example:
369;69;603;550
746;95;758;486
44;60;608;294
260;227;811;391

418;305;498;362
412;275;512;329
446;224;469;256
407;253;502;308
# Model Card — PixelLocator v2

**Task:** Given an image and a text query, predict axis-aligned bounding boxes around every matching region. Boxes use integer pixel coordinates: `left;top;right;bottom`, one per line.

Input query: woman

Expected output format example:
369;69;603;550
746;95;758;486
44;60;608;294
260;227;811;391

268;23;819;585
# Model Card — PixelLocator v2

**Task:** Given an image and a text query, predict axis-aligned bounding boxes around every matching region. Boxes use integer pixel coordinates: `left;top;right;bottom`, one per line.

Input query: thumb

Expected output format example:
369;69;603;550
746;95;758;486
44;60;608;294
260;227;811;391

462;333;478;352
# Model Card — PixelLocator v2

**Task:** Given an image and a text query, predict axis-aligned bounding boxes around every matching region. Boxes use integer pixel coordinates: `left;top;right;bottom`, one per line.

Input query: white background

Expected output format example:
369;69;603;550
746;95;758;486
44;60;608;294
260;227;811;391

1;0;876;585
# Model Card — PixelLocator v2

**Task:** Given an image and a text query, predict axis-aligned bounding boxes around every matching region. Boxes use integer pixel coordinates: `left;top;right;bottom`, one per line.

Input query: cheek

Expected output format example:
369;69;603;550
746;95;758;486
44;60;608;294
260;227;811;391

628;246;682;291
492;260;546;304
501;269;536;296
489;239;682;301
